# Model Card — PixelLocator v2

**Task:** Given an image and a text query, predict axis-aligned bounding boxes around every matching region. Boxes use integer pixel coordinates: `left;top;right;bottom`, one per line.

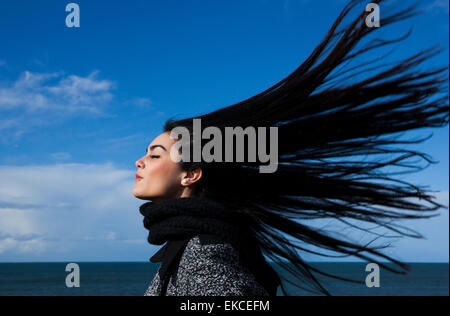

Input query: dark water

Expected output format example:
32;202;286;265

0;262;447;296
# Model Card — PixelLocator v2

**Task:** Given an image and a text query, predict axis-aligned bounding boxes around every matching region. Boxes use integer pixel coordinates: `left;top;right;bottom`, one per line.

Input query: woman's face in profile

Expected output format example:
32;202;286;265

133;132;184;202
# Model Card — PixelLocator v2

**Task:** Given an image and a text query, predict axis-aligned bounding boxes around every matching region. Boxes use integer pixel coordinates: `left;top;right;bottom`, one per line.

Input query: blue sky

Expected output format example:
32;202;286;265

0;0;448;262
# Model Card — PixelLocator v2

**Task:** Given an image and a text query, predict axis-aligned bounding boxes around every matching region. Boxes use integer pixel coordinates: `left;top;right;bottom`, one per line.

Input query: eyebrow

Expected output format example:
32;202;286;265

146;144;167;153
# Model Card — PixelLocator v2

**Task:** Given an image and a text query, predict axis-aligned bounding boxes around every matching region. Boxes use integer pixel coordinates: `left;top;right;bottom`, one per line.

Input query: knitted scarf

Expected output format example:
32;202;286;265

139;196;281;296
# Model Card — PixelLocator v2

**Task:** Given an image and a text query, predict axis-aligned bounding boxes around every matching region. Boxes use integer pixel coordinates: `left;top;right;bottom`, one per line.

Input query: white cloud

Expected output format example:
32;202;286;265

124;97;152;108
100;133;147;153
0;163;145;258
295;190;449;262
0;207;45;255
434;190;449;207
49;152;72;161
427;0;450;13
386;190;449;262
106;232;117;240
0;237;46;255
0;70;115;144
0;70;114;112
0;163;133;209
0;208;41;236
0;162;446;262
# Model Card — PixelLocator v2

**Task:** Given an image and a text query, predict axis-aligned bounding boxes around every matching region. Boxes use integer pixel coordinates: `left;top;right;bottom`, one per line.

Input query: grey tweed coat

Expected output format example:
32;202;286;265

144;235;270;296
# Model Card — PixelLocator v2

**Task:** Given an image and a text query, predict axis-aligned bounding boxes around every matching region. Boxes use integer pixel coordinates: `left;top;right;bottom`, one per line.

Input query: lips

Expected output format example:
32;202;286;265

135;173;143;181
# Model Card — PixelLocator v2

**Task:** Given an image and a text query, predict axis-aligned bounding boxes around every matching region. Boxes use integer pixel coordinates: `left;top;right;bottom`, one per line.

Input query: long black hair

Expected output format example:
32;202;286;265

162;0;449;295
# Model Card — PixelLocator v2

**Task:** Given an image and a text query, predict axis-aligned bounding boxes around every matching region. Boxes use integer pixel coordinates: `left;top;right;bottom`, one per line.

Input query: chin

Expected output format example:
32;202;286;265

132;189;154;201
132;188;144;199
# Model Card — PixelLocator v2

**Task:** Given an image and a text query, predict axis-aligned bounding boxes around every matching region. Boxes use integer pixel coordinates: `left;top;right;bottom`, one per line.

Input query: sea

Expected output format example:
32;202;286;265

0;262;448;296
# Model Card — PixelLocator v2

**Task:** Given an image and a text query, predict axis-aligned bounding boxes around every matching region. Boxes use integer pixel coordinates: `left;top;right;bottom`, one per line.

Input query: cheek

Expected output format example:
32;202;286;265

145;160;181;191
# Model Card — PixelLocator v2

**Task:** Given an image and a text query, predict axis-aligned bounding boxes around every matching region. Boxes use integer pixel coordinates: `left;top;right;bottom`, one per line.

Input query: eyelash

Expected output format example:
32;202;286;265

150;155;160;159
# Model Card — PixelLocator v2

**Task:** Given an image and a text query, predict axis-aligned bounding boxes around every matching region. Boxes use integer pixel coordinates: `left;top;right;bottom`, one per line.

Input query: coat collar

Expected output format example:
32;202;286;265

150;239;189;281
149;234;226;280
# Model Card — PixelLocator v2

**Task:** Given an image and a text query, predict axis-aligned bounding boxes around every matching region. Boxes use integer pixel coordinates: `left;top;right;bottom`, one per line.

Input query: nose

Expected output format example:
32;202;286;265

136;156;144;169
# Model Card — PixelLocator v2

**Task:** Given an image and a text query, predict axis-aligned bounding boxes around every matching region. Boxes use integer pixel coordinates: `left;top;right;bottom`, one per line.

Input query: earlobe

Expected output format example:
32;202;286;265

181;168;202;186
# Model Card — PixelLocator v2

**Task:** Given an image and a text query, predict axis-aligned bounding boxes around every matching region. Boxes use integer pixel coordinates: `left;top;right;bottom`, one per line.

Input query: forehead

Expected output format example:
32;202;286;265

148;132;175;148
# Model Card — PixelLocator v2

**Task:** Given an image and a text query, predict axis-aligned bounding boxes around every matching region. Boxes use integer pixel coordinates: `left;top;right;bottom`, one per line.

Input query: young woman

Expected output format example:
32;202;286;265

133;0;449;296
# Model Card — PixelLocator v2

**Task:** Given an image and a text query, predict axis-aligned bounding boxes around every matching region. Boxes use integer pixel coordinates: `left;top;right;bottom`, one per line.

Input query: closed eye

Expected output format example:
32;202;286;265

150;155;160;159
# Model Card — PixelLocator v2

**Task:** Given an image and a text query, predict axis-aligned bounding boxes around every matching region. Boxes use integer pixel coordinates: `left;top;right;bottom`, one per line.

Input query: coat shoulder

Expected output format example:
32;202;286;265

171;235;270;296
144;235;270;296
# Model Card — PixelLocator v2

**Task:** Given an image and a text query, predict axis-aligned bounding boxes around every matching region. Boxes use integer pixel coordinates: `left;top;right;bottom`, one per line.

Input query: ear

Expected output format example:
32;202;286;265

181;167;203;186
